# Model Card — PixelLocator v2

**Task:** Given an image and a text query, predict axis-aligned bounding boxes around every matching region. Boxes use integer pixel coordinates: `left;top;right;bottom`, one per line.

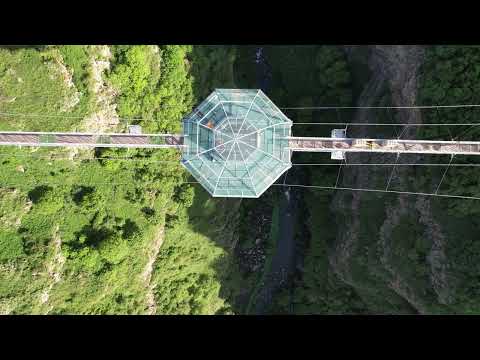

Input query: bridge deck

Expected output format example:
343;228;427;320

288;137;480;156
0;132;184;149
3;132;479;156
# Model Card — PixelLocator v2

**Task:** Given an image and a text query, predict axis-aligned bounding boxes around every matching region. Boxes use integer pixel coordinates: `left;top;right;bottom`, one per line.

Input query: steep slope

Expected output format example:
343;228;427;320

329;45;457;314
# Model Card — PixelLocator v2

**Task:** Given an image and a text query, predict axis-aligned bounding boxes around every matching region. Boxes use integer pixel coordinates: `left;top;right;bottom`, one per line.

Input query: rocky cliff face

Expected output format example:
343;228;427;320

81;45;120;133
328;46;454;313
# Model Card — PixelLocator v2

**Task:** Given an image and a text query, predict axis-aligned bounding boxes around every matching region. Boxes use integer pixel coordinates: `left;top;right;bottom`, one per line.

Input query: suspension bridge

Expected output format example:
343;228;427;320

0;131;183;148
1;88;480;199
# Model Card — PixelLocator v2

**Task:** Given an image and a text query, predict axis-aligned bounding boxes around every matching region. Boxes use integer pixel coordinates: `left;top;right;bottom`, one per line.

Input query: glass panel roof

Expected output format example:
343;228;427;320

181;89;292;198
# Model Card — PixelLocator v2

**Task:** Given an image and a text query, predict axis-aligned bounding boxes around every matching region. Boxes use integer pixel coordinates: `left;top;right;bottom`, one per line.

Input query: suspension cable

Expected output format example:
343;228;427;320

279;104;480;110
435;155;455;194
291;163;480;167
1;176;478;201
2;151;480;168
292;122;480;126
334;158;344;188
2;103;480;125
0;180;199;187
385;153;400;191
273;184;480;201
0;152;181;164
0;111;187;125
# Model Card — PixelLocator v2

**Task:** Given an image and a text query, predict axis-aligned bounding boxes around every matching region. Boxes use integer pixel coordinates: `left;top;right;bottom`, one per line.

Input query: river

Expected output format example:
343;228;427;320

250;47;305;314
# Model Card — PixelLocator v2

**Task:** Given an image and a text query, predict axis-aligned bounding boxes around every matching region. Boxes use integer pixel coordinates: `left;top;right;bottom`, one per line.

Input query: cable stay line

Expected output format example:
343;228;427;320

0;111;153;122
291;163;480;167
0;175;478;201
272;184;480;201
452;123;480;140
435;154;455;194
385;153;400;191
2;103;480;125
9;92;480;110
4;89;480;200
2;177;478;202
282;169;289;185
0;152;181;164
0;180;200;187
292;122;480;126
3;151;480;168
3;92;193;107
397;125;409;139
279;104;480;110
334;158;344;188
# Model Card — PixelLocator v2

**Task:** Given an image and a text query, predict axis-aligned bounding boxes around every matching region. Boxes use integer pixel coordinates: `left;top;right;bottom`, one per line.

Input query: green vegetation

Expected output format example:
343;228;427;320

269;46;365;313
288;193;367;314
0;230;24;262
259;45;457;315
245;198;279;314
418;46;480;214
235;45;371;314
189;46;236;99
57;45;94;114
417;45;480;313
284;45;480;315
2;44;480;315
0;45;242;314
109;45;194;134
152;188;244;314
0;46;106;132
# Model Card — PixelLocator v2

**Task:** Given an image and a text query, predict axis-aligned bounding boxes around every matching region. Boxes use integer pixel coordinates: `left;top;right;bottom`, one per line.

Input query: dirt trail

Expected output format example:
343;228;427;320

40;225;66;313
82;45;120;133
141;225;165;315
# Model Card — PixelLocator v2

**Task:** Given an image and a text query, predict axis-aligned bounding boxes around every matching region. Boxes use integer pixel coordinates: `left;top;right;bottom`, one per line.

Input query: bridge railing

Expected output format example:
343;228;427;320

0;132;185;149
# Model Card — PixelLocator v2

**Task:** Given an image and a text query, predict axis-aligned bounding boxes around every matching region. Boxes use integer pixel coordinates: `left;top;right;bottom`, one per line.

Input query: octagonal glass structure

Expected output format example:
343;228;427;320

181;89;292;198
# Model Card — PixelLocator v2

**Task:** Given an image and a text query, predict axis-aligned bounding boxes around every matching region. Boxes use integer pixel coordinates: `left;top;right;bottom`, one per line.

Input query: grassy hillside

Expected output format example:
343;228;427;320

0;45;242;314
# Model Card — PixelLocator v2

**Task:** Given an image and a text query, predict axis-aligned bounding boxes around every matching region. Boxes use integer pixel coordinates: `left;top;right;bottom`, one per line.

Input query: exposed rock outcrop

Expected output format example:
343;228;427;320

82;46;119;133
329;46;453;313
40;225;66;314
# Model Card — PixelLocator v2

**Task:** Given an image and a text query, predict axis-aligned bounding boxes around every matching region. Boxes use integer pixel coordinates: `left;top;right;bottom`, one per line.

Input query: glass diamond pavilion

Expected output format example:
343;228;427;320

181;89;292;198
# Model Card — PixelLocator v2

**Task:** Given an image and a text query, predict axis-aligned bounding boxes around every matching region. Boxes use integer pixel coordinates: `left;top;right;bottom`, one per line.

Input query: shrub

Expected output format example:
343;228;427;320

0;230;24;262
27;185;63;214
